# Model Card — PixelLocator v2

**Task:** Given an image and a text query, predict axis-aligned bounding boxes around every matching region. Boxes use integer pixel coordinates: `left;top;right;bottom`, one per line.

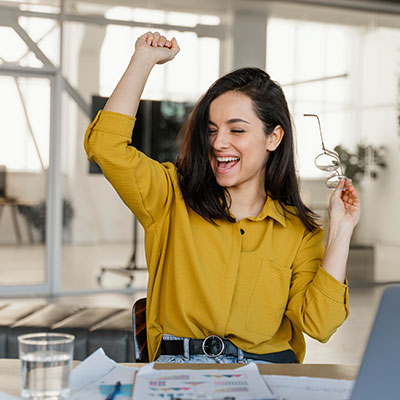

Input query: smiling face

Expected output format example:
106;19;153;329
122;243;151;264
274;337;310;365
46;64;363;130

208;91;278;194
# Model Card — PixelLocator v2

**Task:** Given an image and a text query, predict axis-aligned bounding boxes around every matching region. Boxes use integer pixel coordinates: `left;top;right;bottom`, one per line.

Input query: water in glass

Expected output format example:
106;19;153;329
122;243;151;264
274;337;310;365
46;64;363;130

21;350;72;400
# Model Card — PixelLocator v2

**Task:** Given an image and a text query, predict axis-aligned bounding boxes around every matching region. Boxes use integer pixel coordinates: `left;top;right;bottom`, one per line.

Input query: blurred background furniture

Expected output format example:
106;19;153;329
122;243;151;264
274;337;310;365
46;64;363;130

0;166;34;244
0;302;135;362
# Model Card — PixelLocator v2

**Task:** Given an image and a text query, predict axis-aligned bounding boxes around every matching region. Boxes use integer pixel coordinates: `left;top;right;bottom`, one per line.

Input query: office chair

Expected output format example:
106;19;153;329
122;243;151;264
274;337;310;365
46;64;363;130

132;297;149;362
97;217;146;288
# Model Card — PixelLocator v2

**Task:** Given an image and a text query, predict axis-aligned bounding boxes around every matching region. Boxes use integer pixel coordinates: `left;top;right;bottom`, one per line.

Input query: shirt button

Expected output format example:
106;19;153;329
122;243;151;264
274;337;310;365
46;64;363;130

240;229;245;235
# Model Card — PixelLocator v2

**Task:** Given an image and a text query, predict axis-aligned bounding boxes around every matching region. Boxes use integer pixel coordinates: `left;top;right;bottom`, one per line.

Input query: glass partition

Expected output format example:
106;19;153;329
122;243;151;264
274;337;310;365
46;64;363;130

0;75;50;286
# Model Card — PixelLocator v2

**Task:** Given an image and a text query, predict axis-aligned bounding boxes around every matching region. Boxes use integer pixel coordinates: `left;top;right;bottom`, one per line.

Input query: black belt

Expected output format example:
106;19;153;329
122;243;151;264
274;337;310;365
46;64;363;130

161;335;296;363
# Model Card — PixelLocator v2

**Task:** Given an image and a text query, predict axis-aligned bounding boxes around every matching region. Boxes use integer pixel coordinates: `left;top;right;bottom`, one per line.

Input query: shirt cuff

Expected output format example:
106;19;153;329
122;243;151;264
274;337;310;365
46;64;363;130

313;266;349;303
93;110;135;138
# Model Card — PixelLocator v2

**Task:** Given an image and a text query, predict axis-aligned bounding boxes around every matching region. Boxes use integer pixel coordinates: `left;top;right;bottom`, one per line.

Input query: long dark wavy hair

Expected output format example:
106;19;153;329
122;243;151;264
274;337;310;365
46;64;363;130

176;67;319;232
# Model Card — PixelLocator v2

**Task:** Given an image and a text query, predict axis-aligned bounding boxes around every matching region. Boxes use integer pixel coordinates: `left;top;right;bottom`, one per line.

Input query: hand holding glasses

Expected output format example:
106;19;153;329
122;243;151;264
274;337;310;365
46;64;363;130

304;113;348;190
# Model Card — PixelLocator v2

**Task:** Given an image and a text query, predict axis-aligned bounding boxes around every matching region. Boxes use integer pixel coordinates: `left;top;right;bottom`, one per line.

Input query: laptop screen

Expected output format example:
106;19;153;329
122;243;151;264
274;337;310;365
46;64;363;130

351;285;400;399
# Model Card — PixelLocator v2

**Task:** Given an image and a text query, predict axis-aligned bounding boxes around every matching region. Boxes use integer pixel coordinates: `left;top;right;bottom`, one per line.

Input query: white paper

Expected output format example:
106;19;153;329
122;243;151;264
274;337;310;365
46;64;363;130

132;362;275;400
70;347;117;391
263;375;354;400
69;348;138;400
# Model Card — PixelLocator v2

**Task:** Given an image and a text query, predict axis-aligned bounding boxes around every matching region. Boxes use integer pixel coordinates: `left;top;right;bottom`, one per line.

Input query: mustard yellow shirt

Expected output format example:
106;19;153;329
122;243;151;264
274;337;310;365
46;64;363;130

84;110;349;363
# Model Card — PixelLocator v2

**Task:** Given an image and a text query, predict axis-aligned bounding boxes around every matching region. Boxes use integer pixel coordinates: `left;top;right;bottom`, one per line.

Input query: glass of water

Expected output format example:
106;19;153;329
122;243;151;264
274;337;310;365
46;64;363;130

18;333;75;400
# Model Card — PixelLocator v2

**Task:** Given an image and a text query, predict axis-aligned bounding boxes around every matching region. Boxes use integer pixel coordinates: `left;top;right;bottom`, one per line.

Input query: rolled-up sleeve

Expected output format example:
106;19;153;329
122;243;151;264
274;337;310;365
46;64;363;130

84;110;174;229
285;228;349;342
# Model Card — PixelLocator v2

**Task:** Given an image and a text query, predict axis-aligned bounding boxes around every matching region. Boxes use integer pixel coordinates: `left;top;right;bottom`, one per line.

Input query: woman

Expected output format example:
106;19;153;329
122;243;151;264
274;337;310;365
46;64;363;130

84;32;360;364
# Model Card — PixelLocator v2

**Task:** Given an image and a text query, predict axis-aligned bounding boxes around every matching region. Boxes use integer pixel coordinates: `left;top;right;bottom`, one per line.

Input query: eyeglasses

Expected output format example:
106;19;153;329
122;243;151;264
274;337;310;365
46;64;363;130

304;113;347;190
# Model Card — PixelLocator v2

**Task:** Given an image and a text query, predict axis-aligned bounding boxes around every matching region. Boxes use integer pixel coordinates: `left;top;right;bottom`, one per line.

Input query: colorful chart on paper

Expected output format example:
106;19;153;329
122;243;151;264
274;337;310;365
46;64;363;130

132;363;275;400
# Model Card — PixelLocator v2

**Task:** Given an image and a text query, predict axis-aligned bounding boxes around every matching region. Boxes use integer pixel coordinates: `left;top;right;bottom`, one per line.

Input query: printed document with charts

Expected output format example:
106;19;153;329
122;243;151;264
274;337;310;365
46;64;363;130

263;375;354;400
132;362;275;400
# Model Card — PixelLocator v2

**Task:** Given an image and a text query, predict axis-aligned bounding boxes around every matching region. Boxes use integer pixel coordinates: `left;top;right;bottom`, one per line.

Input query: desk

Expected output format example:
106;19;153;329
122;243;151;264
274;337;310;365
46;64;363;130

0;358;357;397
0;198;35;244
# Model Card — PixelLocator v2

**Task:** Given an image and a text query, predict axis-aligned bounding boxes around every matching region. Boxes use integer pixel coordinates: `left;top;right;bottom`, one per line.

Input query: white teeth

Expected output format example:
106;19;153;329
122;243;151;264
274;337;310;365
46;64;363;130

216;157;240;162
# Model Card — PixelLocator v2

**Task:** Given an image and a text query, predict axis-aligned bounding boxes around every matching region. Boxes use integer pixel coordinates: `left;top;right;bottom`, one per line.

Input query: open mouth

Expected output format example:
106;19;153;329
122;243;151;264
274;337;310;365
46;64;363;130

216;156;240;173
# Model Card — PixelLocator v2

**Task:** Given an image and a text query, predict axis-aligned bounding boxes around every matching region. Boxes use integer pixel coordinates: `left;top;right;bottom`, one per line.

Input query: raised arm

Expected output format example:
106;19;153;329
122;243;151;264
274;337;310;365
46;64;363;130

84;32;180;228
103;31;180;117
322;178;361;282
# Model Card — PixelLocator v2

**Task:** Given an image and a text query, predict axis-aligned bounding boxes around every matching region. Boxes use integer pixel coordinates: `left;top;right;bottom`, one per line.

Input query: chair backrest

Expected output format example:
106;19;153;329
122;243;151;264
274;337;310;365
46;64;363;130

0;165;6;198
132;297;149;362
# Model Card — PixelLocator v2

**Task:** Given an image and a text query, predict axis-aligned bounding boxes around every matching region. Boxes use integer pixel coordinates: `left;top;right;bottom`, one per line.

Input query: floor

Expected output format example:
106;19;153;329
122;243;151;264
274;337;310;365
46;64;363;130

0;243;393;365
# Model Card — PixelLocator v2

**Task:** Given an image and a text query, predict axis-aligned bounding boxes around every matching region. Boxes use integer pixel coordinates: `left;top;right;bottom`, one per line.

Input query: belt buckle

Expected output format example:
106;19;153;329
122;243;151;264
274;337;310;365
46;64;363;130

202;335;225;358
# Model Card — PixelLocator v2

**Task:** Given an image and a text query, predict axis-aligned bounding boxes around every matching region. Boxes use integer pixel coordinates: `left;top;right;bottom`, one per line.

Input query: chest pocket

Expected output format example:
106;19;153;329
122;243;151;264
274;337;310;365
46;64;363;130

246;259;292;337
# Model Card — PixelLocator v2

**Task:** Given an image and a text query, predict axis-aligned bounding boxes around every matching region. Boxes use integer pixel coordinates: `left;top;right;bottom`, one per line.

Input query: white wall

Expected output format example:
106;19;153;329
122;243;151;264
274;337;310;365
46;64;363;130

355;27;400;279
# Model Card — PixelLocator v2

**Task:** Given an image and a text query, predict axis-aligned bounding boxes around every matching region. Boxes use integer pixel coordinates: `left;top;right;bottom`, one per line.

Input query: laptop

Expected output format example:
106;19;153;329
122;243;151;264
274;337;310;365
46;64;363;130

351;285;400;399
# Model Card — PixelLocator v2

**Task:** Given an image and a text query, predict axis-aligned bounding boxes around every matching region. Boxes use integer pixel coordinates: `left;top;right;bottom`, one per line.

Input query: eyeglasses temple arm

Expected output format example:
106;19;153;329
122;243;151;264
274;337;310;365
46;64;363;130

304;113;346;178
304;113;327;152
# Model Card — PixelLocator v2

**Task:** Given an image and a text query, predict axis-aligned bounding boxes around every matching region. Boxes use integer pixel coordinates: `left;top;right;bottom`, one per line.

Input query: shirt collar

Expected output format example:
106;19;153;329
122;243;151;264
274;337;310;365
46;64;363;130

248;196;287;227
